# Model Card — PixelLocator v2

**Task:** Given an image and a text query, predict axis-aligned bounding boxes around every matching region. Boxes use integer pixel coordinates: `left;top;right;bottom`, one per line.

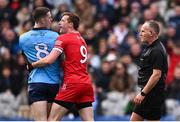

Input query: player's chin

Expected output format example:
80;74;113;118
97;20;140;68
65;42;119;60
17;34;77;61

59;30;65;34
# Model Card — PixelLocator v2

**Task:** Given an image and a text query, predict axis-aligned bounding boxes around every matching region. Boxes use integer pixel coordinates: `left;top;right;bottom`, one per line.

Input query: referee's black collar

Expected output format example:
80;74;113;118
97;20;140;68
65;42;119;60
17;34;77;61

32;27;50;30
148;39;159;47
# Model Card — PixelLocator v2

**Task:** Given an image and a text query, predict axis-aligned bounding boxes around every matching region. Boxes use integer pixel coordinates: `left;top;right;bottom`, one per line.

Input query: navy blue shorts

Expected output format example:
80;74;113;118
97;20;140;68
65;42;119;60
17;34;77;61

28;83;59;105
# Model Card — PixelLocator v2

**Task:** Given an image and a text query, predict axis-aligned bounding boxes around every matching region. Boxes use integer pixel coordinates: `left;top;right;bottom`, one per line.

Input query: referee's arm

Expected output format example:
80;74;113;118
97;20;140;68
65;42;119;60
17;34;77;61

142;69;162;95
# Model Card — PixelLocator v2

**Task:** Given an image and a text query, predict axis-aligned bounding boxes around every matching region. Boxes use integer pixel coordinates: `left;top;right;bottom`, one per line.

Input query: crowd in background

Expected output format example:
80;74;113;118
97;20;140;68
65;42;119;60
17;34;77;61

0;0;180;120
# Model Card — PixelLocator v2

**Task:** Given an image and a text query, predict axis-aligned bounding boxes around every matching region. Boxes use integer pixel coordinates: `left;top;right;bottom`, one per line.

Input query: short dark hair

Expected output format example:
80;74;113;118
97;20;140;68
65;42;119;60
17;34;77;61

147;20;160;35
32;7;50;22
62;12;80;30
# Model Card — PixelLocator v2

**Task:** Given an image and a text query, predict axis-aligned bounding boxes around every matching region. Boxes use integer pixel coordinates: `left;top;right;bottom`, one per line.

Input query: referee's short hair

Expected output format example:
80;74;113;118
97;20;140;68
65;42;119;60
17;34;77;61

146;20;160;35
32;7;50;22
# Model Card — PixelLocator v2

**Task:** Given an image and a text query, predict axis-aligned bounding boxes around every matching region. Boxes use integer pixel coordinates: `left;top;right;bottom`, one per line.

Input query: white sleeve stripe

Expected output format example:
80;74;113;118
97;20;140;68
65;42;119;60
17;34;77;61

53;48;63;53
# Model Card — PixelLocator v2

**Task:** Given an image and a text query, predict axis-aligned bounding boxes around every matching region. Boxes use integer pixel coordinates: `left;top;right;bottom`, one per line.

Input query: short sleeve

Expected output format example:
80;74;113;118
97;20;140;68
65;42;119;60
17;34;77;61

151;49;164;70
19;36;23;50
53;36;65;53
19;35;25;50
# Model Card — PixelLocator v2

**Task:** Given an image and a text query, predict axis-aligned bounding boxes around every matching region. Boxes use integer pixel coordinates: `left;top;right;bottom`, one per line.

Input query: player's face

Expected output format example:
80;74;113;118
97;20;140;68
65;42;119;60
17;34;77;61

139;23;152;44
58;15;70;34
44;12;52;28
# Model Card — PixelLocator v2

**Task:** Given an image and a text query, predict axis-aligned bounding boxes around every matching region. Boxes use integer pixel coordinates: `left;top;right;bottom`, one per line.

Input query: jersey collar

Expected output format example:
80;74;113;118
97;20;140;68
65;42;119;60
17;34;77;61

148;39;159;47
32;27;50;30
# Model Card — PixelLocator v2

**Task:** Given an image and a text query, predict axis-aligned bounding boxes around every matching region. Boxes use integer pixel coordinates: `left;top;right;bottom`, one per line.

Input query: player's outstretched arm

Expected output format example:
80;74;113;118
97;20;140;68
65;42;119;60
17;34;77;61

32;48;61;68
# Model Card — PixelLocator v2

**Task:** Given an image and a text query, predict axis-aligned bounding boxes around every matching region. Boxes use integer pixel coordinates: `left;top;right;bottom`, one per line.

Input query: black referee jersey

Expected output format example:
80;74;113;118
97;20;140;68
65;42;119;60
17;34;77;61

138;39;168;90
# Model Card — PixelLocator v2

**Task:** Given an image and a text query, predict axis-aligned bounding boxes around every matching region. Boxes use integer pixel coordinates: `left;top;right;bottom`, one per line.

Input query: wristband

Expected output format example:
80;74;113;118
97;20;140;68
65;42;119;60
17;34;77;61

141;91;146;96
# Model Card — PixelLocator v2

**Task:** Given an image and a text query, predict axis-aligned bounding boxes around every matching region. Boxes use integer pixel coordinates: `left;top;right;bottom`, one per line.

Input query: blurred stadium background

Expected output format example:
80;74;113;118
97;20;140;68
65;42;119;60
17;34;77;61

0;0;179;121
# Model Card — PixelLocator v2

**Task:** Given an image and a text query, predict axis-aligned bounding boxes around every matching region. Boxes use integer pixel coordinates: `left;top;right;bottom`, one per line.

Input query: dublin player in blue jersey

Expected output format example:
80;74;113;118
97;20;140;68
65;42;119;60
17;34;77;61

19;7;61;121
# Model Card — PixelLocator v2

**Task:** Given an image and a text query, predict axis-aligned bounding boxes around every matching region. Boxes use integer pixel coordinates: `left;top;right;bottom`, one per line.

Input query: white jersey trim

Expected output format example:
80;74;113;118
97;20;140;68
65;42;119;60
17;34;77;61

53;48;63;53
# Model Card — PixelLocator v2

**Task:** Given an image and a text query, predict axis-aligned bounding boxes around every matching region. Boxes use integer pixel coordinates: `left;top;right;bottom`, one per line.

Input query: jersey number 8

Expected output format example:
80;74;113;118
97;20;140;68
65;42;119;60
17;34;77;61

80;45;87;63
35;43;49;59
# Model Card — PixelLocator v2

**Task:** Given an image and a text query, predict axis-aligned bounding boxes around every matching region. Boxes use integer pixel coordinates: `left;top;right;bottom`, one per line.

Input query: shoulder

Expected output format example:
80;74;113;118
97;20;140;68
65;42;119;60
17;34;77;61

19;30;32;41
151;46;162;54
56;34;70;41
47;30;59;37
20;30;32;37
153;41;166;53
151;46;165;58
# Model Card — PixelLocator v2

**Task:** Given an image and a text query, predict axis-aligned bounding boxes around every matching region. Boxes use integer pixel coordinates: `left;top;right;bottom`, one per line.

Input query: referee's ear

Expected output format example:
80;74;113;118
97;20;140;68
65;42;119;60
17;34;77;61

150;32;153;36
149;31;153;36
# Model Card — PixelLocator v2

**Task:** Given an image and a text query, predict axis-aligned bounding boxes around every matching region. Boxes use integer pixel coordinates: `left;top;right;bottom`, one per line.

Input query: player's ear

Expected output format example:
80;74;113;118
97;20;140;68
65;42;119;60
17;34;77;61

39;18;45;25
70;22;73;28
149;31;153;36
150;32;153;36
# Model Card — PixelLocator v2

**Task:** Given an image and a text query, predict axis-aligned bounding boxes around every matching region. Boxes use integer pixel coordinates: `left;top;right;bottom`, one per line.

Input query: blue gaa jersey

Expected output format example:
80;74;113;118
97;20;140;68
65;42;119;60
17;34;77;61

19;28;61;84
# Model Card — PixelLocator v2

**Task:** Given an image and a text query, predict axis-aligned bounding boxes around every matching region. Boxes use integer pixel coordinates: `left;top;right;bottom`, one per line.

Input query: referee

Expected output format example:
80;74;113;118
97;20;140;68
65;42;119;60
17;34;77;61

130;20;168;121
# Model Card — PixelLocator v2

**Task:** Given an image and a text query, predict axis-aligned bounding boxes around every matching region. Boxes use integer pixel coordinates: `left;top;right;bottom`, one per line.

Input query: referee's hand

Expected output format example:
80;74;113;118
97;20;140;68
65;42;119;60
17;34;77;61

133;93;145;105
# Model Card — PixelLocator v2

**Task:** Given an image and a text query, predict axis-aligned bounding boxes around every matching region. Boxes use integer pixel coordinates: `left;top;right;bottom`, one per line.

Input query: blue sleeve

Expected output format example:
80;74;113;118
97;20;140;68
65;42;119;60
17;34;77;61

18;35;23;50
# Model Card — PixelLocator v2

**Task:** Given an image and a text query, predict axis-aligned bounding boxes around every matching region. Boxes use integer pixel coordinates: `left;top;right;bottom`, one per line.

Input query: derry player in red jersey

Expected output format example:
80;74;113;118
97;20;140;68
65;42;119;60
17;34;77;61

30;12;94;121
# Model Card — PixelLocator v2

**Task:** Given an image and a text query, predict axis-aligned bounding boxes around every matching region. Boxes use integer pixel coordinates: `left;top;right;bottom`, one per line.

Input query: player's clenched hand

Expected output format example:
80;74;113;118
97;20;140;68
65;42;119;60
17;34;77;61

26;62;34;73
133;93;145;105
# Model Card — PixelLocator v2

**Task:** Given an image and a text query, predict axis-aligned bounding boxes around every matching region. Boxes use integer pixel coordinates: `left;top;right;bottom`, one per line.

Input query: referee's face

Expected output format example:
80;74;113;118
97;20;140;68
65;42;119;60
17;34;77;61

139;23;152;44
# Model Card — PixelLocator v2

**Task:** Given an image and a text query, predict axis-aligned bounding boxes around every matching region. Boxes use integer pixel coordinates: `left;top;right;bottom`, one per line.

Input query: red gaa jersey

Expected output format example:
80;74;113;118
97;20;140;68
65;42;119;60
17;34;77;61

54;33;91;84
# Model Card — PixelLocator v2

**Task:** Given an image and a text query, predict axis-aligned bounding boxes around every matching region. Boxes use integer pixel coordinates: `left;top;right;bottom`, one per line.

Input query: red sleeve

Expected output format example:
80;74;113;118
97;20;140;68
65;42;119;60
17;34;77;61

54;36;66;52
